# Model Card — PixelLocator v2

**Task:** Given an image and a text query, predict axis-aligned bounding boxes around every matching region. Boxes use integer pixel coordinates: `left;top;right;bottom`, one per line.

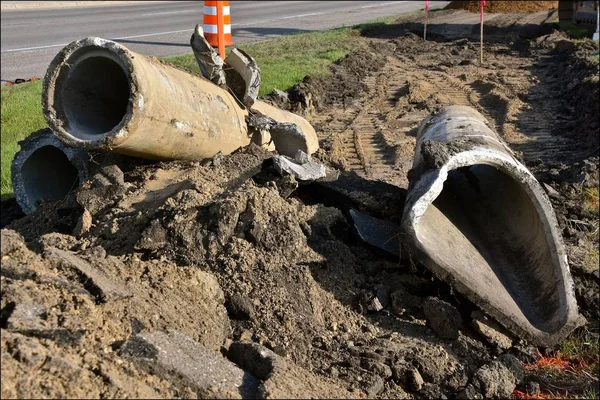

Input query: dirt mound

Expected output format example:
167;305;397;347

2;9;599;399
445;1;558;13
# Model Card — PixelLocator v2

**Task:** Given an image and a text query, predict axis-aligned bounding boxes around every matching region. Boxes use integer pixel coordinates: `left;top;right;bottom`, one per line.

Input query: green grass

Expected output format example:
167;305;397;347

165;15;398;96
1;80;46;199
166;28;357;96
557;21;595;39
1;16;403;199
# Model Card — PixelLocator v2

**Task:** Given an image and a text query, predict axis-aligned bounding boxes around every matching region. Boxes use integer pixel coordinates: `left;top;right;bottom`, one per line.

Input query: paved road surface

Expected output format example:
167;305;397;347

1;1;448;82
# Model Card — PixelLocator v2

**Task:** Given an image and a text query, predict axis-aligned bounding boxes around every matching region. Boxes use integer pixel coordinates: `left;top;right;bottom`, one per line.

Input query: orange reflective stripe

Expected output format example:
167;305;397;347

202;15;231;25
204;0;217;6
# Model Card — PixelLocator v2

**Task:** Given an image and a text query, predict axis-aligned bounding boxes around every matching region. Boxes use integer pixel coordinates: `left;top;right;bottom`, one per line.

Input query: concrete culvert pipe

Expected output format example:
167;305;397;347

43;37;317;160
11;129;89;214
401;105;585;346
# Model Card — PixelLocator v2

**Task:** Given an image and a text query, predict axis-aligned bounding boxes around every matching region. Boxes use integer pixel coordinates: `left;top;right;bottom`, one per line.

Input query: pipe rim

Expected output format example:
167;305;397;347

11;130;89;214
42;37;139;149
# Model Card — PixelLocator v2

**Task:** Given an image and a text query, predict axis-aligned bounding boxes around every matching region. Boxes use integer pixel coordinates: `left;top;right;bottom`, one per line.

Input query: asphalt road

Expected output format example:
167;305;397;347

1;1;448;82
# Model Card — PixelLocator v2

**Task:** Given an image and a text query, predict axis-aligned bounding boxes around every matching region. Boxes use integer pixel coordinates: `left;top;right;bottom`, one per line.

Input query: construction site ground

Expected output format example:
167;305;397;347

2;8;599;399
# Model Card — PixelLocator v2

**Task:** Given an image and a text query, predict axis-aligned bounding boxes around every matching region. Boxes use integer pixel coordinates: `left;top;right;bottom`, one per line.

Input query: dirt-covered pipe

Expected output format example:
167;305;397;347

11;129;90;214
401;105;584;346
42;37;317;160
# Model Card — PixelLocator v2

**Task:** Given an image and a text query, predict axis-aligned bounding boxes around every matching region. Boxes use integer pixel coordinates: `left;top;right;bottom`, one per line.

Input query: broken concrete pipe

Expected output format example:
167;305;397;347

11;129;90;214
401;105;585;346
42;37;317;160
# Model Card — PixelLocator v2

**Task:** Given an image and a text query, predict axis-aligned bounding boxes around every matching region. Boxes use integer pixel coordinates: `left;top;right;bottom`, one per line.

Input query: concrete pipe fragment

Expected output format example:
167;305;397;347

401;105;584;346
11;129;89;214
43;37;318;160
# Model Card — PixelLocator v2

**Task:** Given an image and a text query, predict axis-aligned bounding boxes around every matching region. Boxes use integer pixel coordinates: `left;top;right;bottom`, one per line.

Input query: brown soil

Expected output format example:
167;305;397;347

445;1;558;14
2;8;599;400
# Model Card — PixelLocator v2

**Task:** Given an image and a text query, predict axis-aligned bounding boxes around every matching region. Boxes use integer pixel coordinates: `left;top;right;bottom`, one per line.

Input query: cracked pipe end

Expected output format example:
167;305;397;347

42;37;137;149
401;105;584;346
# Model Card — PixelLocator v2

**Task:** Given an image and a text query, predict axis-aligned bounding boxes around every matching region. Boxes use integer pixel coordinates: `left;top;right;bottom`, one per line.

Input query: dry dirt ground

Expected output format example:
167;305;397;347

1;8;599;400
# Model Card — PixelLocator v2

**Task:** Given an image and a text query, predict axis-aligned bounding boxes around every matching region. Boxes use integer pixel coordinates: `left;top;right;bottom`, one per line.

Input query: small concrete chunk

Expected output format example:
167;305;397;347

349;209;400;256
190;24;226;86
224;48;261;108
121;330;259;399
423;297;462;340
273;151;326;182
45;248;131;302
269;123;313;158
6;303;47;331
471;310;513;350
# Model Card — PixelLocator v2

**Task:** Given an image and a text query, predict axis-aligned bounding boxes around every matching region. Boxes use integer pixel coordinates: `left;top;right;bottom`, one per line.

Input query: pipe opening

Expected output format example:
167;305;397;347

59;50;130;140
21;145;80;207
416;164;564;333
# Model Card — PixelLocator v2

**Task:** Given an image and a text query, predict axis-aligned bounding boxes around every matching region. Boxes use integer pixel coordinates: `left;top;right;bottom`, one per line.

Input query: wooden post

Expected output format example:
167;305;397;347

424;0;428;40
216;0;226;59
480;0;485;65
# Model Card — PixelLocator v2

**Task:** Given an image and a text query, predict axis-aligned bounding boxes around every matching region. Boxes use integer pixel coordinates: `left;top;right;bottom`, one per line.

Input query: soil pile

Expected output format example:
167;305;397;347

445;1;558;13
2;8;599;400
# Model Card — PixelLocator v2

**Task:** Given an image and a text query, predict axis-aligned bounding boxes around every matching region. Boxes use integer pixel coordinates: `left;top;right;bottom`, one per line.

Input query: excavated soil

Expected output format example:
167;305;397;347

445;1;558;14
2;9;599;399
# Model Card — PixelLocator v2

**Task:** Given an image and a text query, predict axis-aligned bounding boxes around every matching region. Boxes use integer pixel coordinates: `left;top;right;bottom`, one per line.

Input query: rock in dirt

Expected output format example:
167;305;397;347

72;208;92;237
190;24;226;86
45;248;132;303
470;360;517;399
526;381;540;395
273;151;326;181
225;293;255;321
227;341;356;399
471;310;514;350
120;330;259;399
227;341;284;380
406;368;424;392
1;229;26;256
423;297;462;340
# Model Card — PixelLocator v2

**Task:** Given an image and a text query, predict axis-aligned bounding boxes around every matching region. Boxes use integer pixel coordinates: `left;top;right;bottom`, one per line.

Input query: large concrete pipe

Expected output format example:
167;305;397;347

42;37;317;160
11;129;90;214
401;105;584;346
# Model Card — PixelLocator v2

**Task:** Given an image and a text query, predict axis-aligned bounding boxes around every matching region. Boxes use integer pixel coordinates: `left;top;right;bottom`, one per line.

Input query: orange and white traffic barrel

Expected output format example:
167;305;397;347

203;1;233;47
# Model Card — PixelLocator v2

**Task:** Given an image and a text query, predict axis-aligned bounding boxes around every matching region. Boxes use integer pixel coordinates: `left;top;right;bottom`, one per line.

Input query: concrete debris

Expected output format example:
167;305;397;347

225;48;261;108
273;151;326;181
45;248;132;302
272;89;289;103
190;24;226;86
120;330;259;399
401;105;585;346
471;310;514;350
269;123;315;158
542;182;561;199
5;303;47;331
423;297;462;340
349;209;400;256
